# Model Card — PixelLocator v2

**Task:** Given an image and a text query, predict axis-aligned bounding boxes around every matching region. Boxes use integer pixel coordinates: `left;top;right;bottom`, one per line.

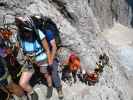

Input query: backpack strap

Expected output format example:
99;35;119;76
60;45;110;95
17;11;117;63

35;29;45;49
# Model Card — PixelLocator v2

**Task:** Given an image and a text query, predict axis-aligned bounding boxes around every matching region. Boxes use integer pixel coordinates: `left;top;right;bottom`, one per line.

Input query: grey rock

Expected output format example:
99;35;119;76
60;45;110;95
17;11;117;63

0;0;132;100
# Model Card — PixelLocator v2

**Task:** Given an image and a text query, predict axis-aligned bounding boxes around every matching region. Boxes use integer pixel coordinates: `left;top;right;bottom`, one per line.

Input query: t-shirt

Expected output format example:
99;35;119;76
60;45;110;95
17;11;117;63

56;47;71;65
45;29;54;44
43;29;55;50
20;29;47;62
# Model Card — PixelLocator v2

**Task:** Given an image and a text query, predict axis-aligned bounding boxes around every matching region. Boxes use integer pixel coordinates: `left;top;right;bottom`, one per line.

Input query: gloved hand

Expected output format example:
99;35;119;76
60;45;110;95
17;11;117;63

48;63;53;72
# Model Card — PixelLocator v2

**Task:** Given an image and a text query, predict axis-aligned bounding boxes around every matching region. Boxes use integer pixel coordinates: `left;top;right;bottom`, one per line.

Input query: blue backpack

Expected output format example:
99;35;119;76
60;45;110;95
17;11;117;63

31;16;62;49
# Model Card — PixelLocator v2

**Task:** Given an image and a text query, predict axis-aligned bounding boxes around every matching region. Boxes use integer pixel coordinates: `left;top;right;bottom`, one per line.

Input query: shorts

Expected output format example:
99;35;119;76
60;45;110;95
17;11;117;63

22;61;34;73
22;54;48;74
36;60;48;74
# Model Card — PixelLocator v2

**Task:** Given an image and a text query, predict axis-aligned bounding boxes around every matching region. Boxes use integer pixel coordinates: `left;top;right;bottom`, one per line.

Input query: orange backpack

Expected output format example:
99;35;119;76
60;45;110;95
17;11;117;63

0;28;12;40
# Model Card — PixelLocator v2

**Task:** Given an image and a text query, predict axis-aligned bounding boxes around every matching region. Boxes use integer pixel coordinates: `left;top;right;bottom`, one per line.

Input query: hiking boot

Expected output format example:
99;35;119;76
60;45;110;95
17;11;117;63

30;91;38;100
57;87;64;100
46;86;53;99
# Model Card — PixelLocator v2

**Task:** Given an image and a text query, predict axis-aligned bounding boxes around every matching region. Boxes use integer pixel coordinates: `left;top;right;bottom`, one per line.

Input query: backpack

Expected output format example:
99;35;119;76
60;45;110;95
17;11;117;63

31;16;62;49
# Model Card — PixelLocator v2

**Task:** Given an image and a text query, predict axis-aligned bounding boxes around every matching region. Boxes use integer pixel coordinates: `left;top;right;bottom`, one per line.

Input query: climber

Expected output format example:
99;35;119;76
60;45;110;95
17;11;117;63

95;53;110;73
99;53;109;66
56;47;81;84
0;56;24;99
15;16;53;99
31;15;64;99
0;27;23;83
82;69;99;86
0;26;30;99
75;67;99;86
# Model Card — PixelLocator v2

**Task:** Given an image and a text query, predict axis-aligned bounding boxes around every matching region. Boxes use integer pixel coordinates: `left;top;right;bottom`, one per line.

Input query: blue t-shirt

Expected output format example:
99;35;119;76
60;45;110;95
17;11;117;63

44;29;55;50
20;30;47;62
45;29;54;44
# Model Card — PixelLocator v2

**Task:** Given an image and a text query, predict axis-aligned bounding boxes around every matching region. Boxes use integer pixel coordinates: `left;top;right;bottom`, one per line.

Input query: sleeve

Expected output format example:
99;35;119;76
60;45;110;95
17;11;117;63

45;29;54;43
38;29;46;40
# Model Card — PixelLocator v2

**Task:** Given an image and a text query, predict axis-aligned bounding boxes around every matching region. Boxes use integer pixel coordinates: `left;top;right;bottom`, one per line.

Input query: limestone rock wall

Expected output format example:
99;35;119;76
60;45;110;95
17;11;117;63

89;0;133;29
0;0;133;100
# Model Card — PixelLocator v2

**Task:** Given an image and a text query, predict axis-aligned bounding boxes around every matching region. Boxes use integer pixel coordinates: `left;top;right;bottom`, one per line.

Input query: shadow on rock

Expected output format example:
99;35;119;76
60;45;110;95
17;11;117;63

126;0;133;27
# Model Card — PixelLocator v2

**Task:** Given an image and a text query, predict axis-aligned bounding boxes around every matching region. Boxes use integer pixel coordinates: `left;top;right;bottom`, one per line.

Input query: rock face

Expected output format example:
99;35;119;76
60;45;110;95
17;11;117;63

89;0;133;29
48;0;133;29
0;0;133;100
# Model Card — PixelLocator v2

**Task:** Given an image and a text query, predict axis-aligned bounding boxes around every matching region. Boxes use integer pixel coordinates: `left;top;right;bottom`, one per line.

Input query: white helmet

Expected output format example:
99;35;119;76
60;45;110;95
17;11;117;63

15;16;34;32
